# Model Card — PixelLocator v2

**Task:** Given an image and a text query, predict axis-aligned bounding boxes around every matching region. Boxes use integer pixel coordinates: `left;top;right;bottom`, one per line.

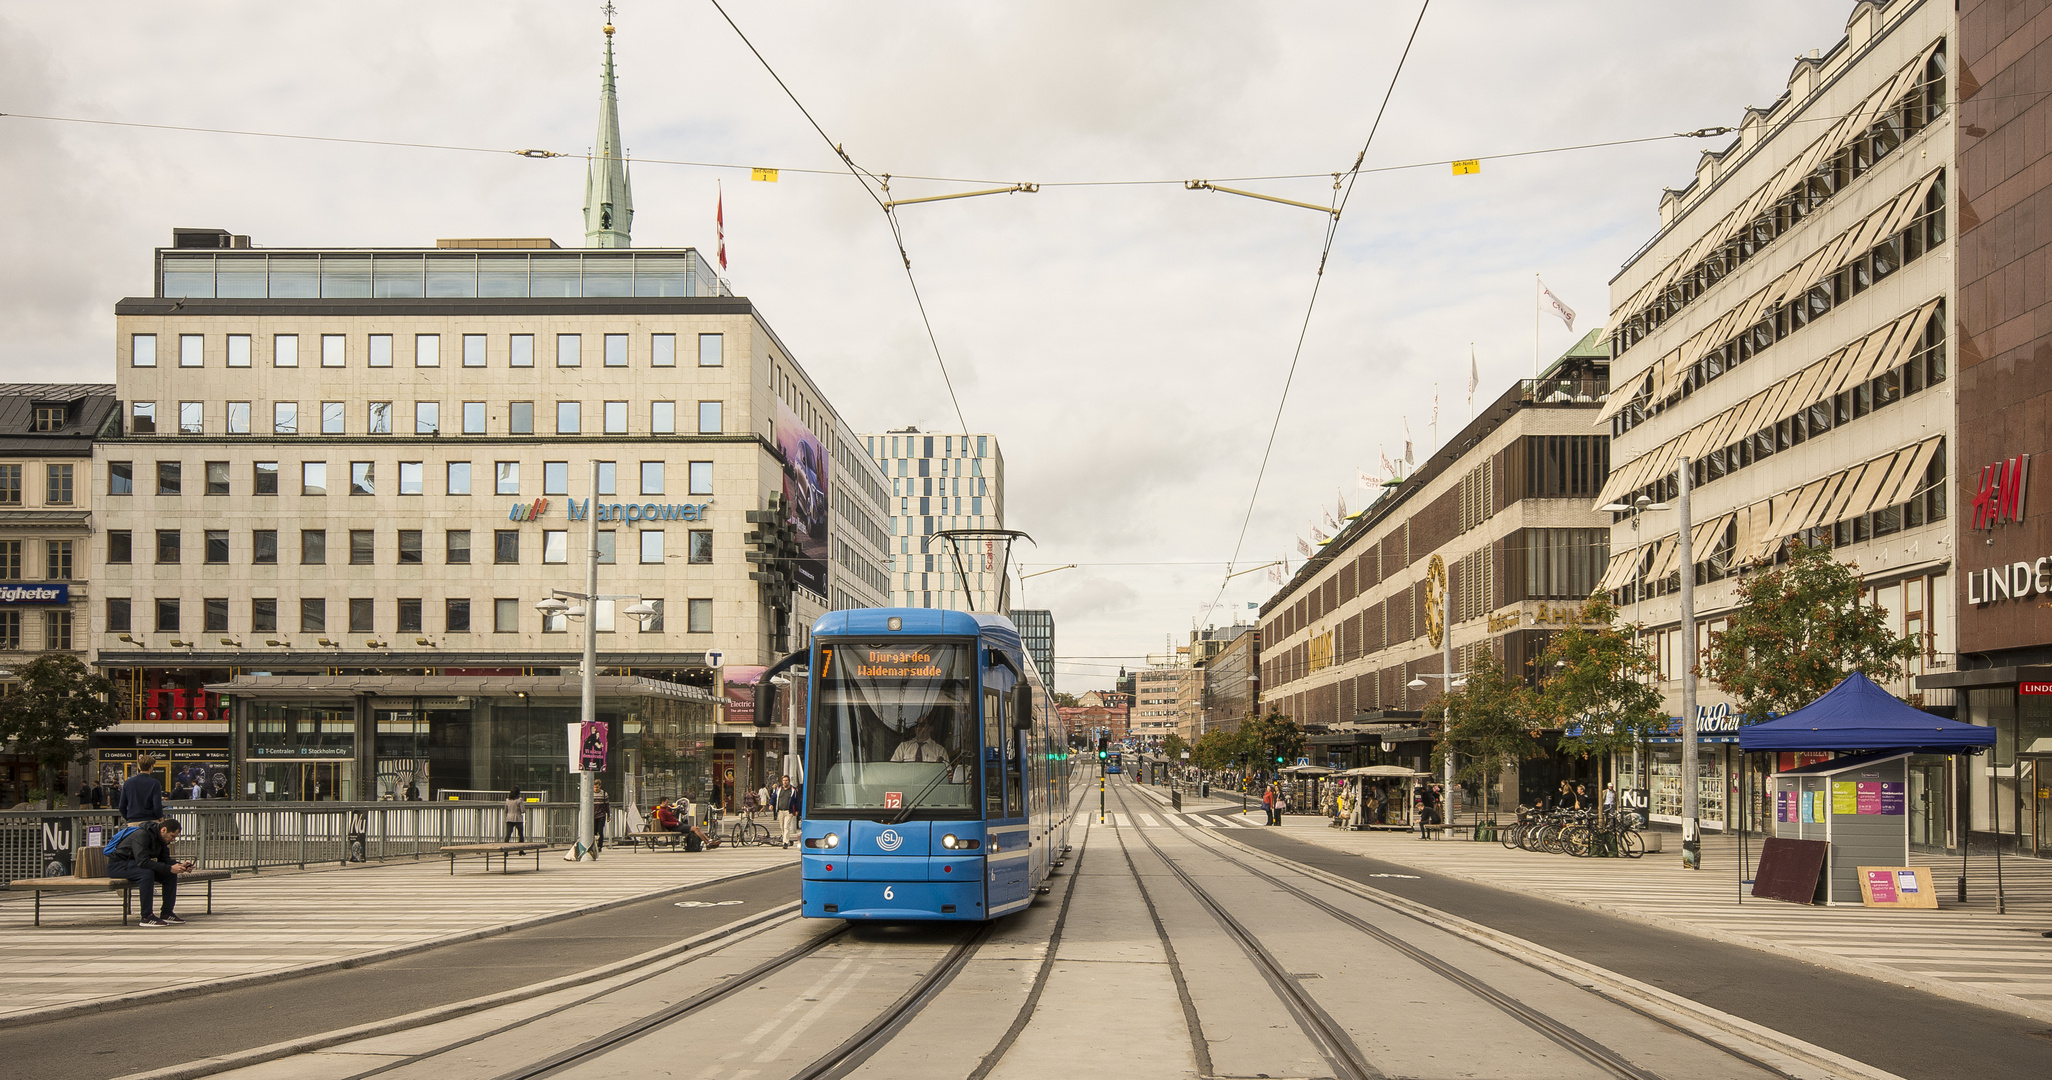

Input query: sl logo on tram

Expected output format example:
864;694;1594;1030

876;828;904;852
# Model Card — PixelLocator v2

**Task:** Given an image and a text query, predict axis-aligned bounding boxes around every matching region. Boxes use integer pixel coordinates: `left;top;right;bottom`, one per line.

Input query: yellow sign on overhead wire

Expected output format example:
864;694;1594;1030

1451;159;1480;176
751;167;779;182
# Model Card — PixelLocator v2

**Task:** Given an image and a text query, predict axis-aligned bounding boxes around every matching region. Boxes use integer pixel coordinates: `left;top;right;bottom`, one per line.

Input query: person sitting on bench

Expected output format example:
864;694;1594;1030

651;797;680;831
107;818;193;927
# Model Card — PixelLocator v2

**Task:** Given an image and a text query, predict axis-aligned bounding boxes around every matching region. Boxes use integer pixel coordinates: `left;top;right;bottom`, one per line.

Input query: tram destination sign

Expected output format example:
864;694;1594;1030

854;648;943;679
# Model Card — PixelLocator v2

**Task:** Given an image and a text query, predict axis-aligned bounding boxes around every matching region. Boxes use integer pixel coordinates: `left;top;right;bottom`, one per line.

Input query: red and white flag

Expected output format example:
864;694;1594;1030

1540;279;1575;331
716;184;728;271
1357;468;1376;491
1296;537;1313;558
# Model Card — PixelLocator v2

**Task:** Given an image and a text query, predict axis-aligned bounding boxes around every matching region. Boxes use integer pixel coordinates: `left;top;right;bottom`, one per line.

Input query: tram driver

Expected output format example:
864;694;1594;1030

890;717;951;763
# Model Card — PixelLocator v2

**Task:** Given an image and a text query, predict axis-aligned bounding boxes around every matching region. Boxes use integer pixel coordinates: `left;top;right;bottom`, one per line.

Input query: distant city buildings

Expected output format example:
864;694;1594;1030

861;428;1006;611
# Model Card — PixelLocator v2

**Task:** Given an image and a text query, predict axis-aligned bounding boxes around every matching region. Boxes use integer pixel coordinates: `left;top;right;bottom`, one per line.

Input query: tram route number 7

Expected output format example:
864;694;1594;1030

884;791;903;809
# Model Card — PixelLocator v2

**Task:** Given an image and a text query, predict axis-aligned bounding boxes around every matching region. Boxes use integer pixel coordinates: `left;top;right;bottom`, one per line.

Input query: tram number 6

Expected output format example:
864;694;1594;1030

883;886;895;901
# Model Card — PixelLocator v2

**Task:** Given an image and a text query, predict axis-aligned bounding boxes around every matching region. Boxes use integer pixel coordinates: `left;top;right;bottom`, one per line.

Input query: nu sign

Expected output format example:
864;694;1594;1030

510;498;713;524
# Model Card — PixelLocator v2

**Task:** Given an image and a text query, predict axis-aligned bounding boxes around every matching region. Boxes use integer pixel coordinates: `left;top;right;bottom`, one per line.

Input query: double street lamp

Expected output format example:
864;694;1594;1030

1599;494;1670;795
536;461;660;862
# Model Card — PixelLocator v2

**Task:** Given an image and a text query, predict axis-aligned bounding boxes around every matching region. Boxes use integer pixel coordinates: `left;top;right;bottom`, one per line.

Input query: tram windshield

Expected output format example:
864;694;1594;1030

808;640;978;819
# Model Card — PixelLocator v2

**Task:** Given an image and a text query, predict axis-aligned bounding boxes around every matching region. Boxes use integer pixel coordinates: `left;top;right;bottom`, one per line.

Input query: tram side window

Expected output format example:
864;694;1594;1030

984;689;1005;817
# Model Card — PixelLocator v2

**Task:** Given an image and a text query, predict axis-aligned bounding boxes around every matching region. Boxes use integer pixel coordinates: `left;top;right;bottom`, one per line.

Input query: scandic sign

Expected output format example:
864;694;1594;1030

508;498;712;523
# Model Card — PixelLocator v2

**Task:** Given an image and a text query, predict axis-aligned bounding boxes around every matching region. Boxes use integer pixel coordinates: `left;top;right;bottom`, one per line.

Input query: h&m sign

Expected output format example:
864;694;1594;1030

1971;454;2028;531
510;498;713;523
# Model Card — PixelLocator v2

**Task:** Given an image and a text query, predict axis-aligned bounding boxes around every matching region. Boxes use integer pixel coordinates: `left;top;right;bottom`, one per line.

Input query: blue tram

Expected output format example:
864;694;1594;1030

766;608;1073;921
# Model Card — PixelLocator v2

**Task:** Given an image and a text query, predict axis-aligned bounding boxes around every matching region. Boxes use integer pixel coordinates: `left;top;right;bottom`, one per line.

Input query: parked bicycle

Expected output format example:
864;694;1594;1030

725;808;773;847
1500;805;1643;858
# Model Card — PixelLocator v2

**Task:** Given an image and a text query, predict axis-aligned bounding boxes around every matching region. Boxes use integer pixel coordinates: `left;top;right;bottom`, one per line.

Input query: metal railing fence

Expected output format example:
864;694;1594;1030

1;803;619;883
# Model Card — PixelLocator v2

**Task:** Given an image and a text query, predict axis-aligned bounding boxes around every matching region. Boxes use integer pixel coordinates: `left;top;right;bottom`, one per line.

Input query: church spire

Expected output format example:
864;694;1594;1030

583;5;633;248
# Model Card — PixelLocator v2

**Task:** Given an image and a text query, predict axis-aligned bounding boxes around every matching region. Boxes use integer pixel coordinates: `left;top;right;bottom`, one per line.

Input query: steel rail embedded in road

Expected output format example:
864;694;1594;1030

1188;818;1813;1080
787;923;994;1080
1109;785;1383;1080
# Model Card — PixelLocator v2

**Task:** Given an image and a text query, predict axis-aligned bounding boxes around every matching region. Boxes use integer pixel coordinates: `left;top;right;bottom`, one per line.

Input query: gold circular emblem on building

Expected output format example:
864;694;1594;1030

1425;554;1447;649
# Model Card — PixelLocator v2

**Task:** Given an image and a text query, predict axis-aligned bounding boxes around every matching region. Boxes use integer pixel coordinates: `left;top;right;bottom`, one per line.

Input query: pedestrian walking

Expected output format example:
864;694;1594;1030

1601;782;1617;822
592;785;612;854
403;781;420;802
1261;784;1279;826
107;818;193;926
773;775;800;847
118;757;165;823
1574;783;1590;811
503;788;526;842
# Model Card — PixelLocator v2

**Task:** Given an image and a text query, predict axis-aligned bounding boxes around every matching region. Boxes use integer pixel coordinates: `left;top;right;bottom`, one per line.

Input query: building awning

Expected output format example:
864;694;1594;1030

207;674;725;703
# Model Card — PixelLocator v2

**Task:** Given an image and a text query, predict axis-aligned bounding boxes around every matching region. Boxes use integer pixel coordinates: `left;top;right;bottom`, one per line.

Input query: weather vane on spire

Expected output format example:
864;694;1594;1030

601;2;617;34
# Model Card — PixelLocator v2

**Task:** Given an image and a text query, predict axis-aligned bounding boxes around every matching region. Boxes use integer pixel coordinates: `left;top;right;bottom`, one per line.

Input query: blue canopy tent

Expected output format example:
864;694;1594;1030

1737;672;1992;907
1737;672;1995;754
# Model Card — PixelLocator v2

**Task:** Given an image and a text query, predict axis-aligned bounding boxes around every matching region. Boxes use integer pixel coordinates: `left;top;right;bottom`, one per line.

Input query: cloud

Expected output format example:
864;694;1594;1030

0;1;1862;687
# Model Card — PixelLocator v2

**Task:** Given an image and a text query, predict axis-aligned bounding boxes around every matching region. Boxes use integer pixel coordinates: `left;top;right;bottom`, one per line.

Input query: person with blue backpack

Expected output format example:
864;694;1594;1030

105;818;193;927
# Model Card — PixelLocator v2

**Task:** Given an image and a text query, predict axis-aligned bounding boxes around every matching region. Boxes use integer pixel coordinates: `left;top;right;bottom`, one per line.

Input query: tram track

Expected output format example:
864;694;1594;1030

1109;782;1816;1080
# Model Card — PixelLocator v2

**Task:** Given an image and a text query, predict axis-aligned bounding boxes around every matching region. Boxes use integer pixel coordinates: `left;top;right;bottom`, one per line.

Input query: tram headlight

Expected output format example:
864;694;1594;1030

824;832;839;849
941;833;957;849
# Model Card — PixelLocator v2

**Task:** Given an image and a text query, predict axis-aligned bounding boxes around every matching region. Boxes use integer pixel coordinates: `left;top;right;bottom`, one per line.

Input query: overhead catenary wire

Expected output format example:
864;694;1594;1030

703;0;972;442
1200;0;1432;635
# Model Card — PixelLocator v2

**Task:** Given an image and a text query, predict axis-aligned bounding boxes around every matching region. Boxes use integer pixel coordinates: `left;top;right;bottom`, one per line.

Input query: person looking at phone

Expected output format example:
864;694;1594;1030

107;818;193;927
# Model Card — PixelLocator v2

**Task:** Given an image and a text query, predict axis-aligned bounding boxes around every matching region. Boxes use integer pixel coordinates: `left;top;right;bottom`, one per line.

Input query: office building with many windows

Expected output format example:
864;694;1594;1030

1012;608;1054;690
0;384;117;804
1260;341;1613;802
93;233;891;805
1598;0;1954;836
861;428;1006;611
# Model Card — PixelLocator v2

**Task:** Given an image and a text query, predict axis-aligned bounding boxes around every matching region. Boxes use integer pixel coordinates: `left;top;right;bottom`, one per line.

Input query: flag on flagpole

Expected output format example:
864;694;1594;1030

1322;507;1338;531
1357;467;1376;491
1380;448;1396;477
1310;525;1329;545
716;183;728;271
1336;490;1348;519
1467;345;1479;413
1539;279;1575;331
1403;416;1414;466
1268;565;1282;585
1246;601;1259;610
1296;537;1313;557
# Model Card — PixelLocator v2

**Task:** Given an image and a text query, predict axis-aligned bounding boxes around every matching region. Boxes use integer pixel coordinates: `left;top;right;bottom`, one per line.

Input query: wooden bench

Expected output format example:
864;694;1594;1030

438;842;548;874
9;870;232;926
623;829;684;850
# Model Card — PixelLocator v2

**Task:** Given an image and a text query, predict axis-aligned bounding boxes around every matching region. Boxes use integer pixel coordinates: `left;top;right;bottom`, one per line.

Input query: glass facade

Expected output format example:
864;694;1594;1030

159;251;728;300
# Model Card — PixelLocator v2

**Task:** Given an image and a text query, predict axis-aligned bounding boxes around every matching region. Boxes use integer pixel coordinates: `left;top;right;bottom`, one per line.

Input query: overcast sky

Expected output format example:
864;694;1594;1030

0;1;1860;689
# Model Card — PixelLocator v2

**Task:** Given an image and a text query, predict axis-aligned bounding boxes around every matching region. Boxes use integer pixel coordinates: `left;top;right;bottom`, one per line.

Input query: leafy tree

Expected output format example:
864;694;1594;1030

1191;727;1241;771
1053;692;1080;708
1536;594;1668;758
1427;652;1542;821
1702;542;1921;721
1239;712;1304;776
1161;733;1189;762
0;655;123;806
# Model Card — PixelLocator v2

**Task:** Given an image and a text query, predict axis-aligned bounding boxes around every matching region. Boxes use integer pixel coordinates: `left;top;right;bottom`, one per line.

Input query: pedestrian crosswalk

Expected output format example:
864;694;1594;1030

1097;811;1264;829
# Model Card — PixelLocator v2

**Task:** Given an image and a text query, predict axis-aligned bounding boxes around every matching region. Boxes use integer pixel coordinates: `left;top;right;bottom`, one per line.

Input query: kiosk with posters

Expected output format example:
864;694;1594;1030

1741;672;1994;907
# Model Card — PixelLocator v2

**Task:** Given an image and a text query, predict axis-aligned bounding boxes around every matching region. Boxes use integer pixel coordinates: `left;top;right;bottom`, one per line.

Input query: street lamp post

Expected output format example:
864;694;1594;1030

536;461;658;862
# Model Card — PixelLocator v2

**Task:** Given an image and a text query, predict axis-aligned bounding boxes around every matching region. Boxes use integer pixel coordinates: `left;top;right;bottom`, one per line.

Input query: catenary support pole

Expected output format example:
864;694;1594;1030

1443;576;1456;824
1678;456;1699;869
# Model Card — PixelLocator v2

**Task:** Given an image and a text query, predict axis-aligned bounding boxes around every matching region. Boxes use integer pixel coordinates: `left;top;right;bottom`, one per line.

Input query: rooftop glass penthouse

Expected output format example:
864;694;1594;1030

156;247;730;301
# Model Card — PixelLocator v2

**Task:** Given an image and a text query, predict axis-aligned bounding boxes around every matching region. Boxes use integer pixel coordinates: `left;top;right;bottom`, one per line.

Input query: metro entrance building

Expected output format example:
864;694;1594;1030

90;234;893;805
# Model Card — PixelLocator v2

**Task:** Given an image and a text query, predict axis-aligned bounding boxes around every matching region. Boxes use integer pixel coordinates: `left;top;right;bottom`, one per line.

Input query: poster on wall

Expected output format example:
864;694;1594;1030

724;665;767;726
775;401;831;597
579;721;608;772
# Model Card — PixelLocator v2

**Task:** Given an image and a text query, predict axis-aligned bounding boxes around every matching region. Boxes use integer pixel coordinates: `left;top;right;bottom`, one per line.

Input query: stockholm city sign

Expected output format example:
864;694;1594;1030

507;497;713;523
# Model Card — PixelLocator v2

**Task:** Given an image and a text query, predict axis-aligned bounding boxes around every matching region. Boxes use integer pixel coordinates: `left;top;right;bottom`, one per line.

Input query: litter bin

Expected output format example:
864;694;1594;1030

1172;791;1182;811
1200;781;1210;798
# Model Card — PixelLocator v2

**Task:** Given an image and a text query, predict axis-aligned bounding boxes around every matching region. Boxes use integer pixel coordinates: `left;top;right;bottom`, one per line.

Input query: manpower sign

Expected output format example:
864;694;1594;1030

508;498;713;523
